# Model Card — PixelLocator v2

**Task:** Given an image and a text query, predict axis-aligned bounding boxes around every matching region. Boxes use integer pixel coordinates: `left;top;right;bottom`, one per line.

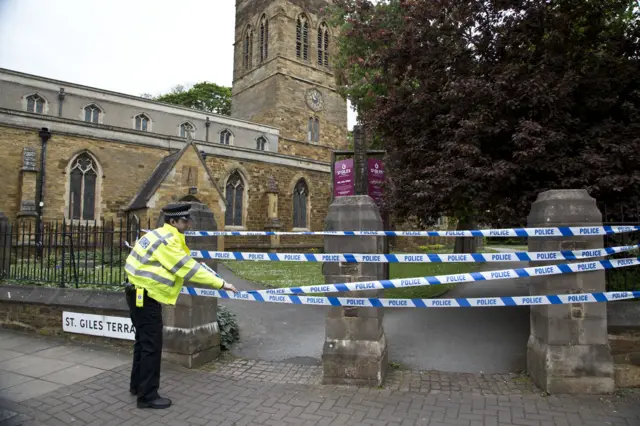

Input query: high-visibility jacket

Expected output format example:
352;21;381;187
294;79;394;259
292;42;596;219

125;223;224;305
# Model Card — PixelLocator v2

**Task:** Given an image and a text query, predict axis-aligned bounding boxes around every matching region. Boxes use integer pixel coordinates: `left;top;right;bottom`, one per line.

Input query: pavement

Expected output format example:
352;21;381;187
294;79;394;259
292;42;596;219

217;258;531;374
2;328;640;426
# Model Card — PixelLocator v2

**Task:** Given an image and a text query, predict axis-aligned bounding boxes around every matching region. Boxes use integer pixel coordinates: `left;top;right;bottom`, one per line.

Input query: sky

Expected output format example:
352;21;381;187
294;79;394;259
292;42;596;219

0;0;357;129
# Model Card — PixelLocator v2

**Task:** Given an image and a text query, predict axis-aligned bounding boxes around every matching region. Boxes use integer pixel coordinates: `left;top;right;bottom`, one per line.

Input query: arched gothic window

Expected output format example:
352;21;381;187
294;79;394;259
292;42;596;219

135;113;150;131
225;171;245;227
317;23;329;67
260;15;269;63
308;117;319;142
220;129;232;145
293;179;308;228
296;15;309;61
243;26;254;70
180;122;195;138
84;104;102;123
256;136;267;151
68;153;98;220
26;94;45;114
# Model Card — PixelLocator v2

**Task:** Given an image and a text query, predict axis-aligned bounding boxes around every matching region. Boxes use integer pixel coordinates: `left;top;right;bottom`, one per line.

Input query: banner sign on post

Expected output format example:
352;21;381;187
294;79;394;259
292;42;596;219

62;312;135;340
367;158;384;205
334;158;354;197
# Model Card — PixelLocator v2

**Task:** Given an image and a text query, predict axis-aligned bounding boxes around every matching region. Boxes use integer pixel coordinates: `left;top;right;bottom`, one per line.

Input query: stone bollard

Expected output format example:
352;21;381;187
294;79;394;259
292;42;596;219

322;195;388;386
158;202;221;368
527;189;614;393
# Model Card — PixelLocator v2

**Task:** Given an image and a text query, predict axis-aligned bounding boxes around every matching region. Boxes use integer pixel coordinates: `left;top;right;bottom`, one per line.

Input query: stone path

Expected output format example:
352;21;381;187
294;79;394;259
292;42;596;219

2;329;640;425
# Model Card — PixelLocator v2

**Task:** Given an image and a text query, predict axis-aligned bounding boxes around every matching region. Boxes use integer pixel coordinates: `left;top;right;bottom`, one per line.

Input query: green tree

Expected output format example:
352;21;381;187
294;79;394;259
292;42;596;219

331;0;640;251
154;82;232;116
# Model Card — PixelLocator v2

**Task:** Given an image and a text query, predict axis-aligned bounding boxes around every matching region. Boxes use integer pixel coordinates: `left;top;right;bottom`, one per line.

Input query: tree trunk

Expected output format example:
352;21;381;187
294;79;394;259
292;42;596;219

454;218;477;253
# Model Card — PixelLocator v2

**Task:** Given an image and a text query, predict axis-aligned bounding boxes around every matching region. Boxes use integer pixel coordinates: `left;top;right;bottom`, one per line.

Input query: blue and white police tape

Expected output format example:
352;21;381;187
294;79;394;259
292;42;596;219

169;225;640;238
234;257;640;296
178;286;640;308
190;244;640;263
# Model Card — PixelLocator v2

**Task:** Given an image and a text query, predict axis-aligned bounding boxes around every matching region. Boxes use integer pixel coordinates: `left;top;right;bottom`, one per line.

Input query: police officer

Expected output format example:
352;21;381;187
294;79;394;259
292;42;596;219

124;202;238;409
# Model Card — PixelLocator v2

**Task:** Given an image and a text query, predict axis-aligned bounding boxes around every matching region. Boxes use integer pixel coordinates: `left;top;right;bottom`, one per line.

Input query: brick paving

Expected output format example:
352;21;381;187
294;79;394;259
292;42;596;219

2;331;640;425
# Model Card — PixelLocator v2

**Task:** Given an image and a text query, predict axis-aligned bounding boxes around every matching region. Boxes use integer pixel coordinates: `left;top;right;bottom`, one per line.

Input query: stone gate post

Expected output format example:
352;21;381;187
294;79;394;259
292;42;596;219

322;195;388;386
527;189;614;393
157;202;221;368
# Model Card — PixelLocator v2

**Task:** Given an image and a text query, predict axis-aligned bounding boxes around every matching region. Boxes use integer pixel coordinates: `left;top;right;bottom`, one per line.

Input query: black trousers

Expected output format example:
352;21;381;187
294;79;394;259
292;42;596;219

125;285;163;402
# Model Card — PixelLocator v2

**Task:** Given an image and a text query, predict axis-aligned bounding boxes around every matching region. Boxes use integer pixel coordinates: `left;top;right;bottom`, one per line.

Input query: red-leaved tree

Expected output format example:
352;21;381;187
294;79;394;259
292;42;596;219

330;0;640;247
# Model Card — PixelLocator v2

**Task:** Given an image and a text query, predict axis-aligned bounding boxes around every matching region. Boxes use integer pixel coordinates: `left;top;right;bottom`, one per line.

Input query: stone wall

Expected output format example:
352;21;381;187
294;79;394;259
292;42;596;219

0;284;132;348
205;154;327;250
0;124;166;224
608;301;640;388
0;123;328;251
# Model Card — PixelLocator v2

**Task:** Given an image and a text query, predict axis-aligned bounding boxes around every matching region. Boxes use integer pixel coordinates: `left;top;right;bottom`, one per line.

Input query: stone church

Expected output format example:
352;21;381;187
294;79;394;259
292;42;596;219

0;0;347;251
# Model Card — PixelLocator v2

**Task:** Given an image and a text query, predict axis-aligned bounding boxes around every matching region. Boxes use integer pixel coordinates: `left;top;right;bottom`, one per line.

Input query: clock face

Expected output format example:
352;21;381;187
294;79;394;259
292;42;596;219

306;89;324;112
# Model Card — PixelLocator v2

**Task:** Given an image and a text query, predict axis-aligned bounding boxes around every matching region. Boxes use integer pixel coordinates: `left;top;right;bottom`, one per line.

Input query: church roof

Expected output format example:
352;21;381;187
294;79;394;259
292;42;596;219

125;138;226;212
125;148;184;211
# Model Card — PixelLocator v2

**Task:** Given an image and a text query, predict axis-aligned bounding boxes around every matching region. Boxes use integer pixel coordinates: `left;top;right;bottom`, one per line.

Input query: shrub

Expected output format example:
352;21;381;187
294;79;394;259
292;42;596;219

217;304;239;351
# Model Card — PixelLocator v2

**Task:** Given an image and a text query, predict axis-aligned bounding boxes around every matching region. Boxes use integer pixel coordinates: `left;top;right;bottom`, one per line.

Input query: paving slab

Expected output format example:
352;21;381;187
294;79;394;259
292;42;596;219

80;354;129;370
41;365;105;386
0;335;61;354
33;346;106;365
0;351;21;364
0;379;63;402
0;372;34;390
0;356;75;378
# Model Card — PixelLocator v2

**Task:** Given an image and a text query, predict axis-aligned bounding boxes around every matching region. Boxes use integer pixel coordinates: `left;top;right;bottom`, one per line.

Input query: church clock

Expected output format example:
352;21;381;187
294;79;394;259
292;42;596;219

305;88;324;112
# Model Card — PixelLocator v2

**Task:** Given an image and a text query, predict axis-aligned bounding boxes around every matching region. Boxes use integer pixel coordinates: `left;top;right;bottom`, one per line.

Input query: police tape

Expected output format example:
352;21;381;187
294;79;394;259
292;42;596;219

228;257;640;296
178;286;640;308
190;244;639;263
169;225;640;238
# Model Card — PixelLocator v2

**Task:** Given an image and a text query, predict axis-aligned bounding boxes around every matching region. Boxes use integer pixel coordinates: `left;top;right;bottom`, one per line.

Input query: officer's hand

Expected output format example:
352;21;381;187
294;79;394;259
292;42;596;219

222;282;239;294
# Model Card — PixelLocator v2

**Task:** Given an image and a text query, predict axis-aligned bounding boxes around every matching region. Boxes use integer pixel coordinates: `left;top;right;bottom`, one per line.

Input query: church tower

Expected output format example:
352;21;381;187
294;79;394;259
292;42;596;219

231;0;348;162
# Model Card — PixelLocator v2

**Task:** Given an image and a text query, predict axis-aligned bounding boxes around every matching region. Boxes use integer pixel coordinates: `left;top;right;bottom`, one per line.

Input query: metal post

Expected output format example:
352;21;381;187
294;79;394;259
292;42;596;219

35;127;51;258
353;125;367;195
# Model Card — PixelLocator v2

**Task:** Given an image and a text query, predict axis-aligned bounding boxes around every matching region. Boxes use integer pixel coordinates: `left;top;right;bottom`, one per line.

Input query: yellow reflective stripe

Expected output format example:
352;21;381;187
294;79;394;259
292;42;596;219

169;255;192;274
125;263;175;287
183;262;202;282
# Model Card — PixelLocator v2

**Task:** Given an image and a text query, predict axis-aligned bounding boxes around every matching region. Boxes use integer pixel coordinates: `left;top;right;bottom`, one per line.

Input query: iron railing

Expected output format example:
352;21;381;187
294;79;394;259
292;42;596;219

602;204;640;292
0;218;144;289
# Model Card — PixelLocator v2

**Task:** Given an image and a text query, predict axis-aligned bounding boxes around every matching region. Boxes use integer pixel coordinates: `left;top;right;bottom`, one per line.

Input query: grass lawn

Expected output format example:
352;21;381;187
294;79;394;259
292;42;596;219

488;245;528;251
222;247;500;299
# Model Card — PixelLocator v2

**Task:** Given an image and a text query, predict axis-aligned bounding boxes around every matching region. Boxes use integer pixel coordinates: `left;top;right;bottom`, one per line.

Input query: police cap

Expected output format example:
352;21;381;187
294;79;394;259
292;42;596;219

162;203;191;220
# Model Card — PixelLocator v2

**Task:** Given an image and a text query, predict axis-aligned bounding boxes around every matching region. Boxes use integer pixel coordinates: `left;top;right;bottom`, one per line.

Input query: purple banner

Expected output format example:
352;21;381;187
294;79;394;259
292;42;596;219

334;158;354;197
367;158;384;205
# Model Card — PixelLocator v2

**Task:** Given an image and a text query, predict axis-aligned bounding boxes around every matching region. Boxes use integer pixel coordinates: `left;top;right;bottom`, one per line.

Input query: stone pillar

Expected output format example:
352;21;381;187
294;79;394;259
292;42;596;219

322;195;388;386
156;201;221;368
527;189;614;394
264;177;281;252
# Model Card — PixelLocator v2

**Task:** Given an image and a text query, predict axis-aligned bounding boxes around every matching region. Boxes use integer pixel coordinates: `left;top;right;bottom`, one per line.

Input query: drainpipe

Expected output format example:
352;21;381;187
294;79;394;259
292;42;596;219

57;88;65;117
35;127;51;257
205;117;210;142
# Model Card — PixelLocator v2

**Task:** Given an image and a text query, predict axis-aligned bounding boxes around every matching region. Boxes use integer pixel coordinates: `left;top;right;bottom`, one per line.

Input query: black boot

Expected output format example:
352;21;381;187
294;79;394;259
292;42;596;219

137;396;172;409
